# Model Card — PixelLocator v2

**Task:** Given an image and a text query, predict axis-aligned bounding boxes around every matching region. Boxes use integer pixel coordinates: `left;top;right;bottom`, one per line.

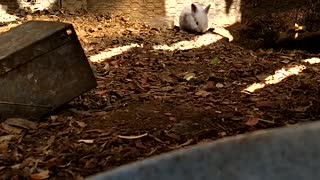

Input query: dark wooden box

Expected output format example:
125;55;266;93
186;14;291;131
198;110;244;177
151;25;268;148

0;21;97;120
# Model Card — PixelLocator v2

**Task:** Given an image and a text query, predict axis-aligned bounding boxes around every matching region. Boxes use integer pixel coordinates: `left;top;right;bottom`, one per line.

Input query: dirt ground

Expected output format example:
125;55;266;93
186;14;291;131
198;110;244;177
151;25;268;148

1;10;320;179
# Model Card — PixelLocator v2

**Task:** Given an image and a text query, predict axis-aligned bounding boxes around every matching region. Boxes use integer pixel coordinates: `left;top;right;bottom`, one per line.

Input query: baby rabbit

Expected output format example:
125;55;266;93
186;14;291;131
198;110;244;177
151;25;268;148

179;3;211;34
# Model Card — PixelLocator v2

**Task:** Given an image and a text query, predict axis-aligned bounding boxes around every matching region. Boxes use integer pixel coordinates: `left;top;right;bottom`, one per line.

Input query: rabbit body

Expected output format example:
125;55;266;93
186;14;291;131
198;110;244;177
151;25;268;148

179;3;211;33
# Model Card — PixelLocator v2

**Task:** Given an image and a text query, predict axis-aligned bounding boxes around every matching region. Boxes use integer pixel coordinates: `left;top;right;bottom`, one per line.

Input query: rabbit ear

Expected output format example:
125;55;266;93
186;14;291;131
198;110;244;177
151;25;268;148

204;4;211;14
191;4;198;13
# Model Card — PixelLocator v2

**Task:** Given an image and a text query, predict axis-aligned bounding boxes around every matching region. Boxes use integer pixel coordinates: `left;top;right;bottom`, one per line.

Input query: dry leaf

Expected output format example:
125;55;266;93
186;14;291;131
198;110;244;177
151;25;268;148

216;83;224;88
195;90;211;97
95;89;108;95
0;135;16;142
160;86;174;92
201;81;215;91
40;136;55;151
118;133;148;139
245;117;259;126
0;143;8;154
172;139;194;149
4;118;38;130
169;117;177;121
31;170;50;180
281;59;291;64
183;72;195;81
50;116;58;121
1;123;23;134
135;139;147;149
84;158;97;169
74;175;84;180
165;133;180;140
256;101;274;108
78;139;94;144
76;121;87;128
210;57;220;65
111;60;120;68
256;73;270;81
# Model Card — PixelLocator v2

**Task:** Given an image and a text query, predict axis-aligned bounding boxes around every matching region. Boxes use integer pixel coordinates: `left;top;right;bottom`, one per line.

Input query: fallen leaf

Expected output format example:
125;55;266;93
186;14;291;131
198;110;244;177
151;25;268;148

76;121;87;128
164;112;172;116
95;89;108;95
43;136;55;150
256;73;270;81
259;119;275;124
0;143;8;154
232;63;243;68
183;72;195;81
146;147;158;156
19;157;35;169
50;116;59;121
135;139;147;149
110;60;120;68
218;132;227;137
1;123;23;134
4;118;38;130
195;90;211;97
31;170;50;180
160;86;174;92
118;133;148;139
140;73;149;85
201;81;215;91
245;117;259;126
74;175;84;180
281;59;291;64
216;83;224;88
210;57;220;65
0;135;16;142
256;101;274;108
169;117;177;121
161;75;174;83
280;55;292;60
171;139;194;149
165;133;180;140
84;158;97;169
98;132;111;137
78;139;94;144
86;129;104;133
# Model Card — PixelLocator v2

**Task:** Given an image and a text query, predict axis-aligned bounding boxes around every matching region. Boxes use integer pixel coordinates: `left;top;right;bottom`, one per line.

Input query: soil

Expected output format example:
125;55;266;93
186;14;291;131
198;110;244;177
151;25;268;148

1;10;320;179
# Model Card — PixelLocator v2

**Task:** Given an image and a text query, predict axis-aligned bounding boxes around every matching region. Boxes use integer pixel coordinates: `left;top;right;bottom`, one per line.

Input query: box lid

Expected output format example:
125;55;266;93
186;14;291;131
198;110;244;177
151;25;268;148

0;21;75;75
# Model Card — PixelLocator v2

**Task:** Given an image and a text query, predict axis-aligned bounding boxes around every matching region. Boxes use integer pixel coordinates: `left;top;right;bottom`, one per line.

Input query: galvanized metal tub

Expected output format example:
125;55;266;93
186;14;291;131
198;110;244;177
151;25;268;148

86;121;320;180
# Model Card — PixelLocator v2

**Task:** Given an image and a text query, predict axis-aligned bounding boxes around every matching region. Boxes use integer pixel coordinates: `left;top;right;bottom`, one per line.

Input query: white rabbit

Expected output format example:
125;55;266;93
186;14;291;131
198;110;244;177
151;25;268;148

179;3;211;33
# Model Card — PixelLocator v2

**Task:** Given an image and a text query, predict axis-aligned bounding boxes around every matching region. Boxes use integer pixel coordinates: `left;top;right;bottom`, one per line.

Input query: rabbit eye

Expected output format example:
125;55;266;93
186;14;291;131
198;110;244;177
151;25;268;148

196;21;199;25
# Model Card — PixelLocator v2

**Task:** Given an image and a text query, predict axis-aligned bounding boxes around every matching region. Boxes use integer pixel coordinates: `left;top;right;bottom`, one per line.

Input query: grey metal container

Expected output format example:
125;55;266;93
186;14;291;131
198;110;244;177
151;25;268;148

87;121;320;180
0;21;97;120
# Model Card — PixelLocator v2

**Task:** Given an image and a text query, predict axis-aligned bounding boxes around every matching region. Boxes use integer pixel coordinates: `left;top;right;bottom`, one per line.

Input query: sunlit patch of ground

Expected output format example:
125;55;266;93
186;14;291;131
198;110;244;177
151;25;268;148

243;64;306;93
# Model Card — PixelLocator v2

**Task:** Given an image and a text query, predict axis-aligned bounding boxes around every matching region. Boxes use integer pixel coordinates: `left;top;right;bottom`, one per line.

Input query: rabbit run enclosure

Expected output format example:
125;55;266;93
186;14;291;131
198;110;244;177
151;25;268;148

1;0;320;179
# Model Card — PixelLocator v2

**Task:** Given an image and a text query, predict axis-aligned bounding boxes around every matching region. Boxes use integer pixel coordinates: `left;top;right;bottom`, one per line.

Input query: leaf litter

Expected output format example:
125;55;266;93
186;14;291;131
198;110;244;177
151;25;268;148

0;9;320;180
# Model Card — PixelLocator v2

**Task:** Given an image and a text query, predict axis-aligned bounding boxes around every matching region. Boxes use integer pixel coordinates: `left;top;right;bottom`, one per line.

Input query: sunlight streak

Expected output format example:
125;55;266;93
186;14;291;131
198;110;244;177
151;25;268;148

302;57;320;64
153;33;223;51
18;0;58;12
0;5;18;23
242;65;306;93
88;43;143;63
